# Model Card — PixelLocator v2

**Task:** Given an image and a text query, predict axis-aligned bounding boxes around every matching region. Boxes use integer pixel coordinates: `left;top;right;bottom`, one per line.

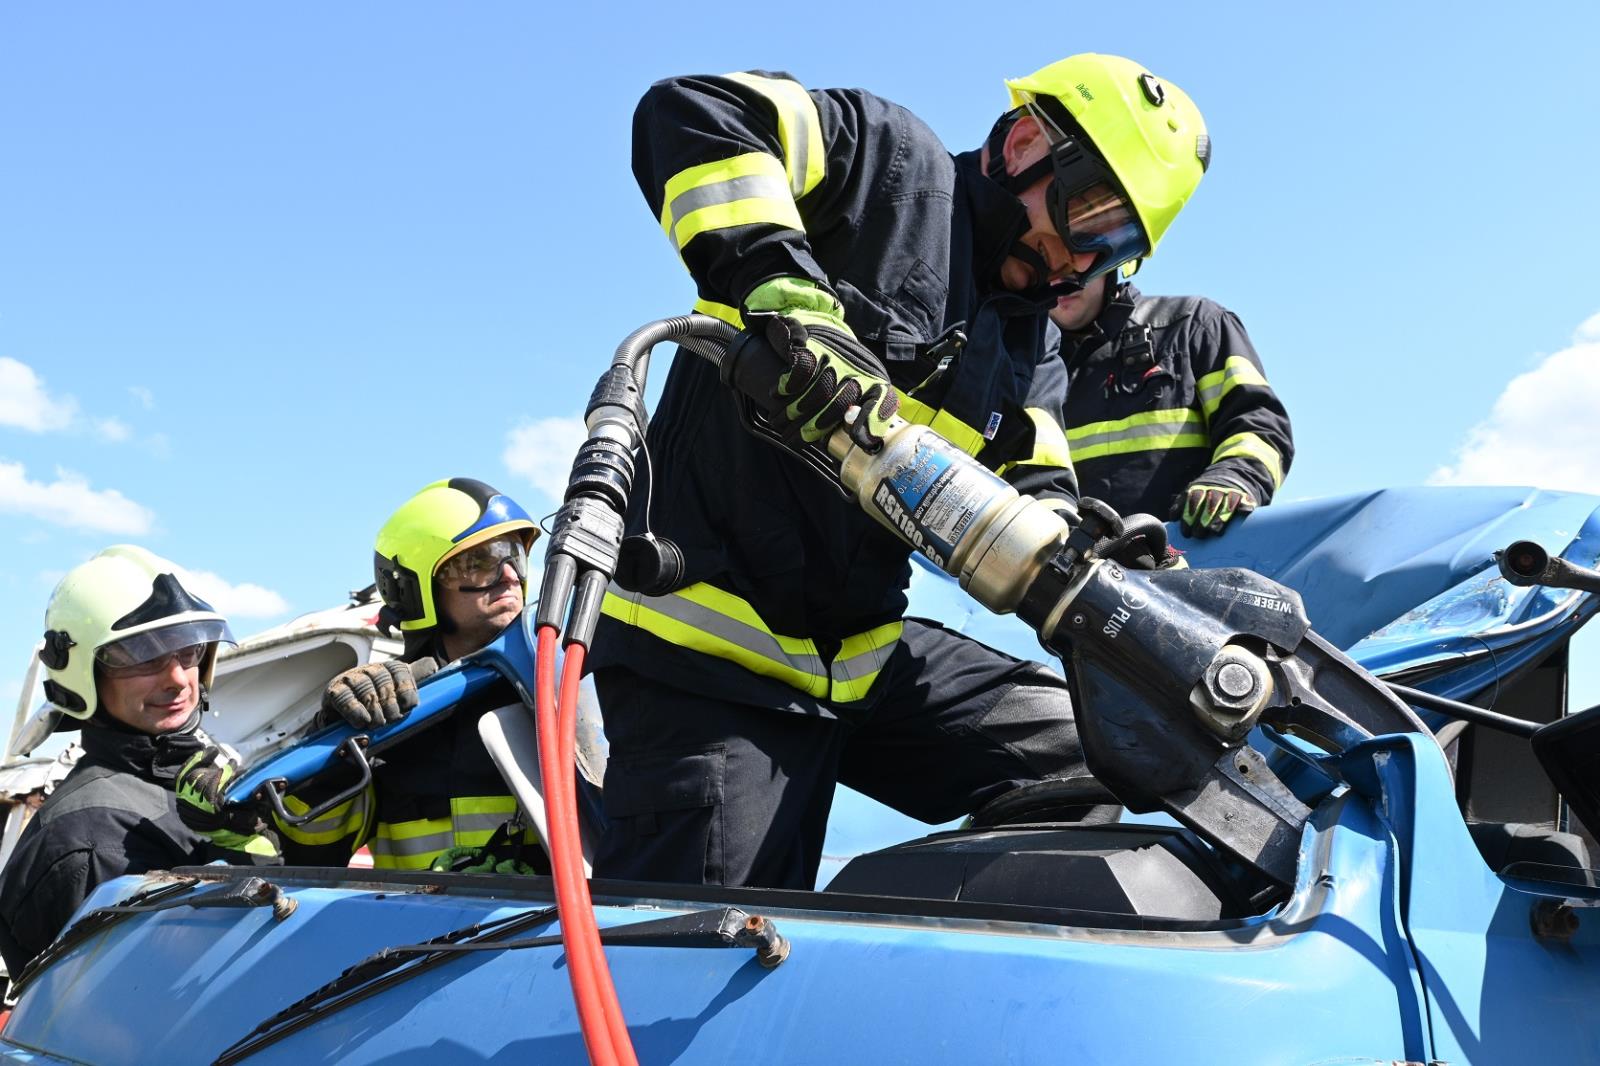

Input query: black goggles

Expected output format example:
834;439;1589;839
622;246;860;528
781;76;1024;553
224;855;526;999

1033;106;1149;284
437;535;529;592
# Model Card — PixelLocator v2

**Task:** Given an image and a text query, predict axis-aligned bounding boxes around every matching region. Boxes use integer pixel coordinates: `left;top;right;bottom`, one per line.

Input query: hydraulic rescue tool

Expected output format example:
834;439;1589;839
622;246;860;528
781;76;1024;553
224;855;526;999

542;314;1432;899
533;314;1449;1063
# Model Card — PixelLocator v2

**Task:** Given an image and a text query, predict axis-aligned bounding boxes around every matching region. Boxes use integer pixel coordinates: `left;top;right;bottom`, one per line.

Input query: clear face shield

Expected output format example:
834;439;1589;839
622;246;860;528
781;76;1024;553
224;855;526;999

1026;101;1150;288
94;618;235;678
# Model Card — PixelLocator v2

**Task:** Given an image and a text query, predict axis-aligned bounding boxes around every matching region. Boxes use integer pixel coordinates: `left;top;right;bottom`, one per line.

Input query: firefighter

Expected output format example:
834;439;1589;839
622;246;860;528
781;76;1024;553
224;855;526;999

593;54;1210;889
177;478;548;874
1051;273;1293;536
0;546;246;975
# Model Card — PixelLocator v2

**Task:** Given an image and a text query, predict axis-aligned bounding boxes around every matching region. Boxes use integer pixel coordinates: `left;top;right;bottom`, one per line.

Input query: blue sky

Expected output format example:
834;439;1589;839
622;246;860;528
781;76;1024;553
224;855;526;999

4;3;1600;757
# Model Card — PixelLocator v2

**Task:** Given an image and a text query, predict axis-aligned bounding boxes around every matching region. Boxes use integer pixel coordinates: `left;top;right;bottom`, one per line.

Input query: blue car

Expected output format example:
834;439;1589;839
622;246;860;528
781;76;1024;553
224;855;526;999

3;486;1597;1065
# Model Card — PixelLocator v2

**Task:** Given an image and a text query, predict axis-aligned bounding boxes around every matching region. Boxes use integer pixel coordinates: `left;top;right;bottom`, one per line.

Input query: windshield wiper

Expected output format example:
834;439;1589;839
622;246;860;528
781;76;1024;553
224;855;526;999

13;875;294;996
214;904;788;1065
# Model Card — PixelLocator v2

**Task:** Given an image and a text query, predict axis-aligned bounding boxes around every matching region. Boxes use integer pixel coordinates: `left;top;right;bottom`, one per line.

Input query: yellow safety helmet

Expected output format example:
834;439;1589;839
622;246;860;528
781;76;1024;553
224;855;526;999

39;545;235;719
372;478;540;632
996;54;1209;284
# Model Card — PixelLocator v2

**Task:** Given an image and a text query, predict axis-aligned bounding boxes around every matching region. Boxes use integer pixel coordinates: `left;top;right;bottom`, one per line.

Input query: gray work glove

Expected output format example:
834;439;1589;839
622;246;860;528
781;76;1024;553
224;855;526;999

321;657;438;730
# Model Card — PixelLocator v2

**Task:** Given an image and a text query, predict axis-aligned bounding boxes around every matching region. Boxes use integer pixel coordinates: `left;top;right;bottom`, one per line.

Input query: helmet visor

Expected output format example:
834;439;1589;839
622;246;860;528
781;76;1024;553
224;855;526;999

96;618;235;669
1046;177;1148;283
437;535;529;592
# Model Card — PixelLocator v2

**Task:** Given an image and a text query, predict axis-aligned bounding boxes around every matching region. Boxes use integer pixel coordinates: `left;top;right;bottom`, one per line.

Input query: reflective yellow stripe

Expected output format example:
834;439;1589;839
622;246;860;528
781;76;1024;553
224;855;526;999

831;622;903;702
998;407;1073;476
1072;431;1209;462
604;586;828;696
693;298;744;329
604;584;899;703
1196;356;1270;420
659;152;802;252
368;796;532;871
276;787;373;848
893;390;987;458
1213;431;1284;490
1067;408;1208;462
724;72;826;199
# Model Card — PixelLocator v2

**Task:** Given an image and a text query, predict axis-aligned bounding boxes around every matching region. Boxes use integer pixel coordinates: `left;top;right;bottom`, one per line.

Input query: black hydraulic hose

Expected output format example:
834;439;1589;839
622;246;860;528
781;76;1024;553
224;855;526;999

1497;540;1600;594
542;314;740;639
1097;511;1169;562
1386;682;1540;739
609;314;738;377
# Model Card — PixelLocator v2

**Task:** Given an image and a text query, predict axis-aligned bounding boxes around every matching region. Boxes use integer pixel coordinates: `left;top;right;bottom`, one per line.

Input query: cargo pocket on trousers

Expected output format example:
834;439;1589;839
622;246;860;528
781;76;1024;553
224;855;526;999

603;746;727;884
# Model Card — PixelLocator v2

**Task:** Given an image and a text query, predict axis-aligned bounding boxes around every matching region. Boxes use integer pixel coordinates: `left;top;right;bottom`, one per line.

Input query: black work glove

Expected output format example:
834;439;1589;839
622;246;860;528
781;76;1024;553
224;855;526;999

737;277;899;451
321;657;437;730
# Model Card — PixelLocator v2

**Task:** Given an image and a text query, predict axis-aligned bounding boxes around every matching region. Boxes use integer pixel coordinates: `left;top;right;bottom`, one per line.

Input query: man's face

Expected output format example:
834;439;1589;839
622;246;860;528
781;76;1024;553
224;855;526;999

97;648;203;734
1049;272;1113;332
995;115;1101;297
435;536;527;657
998;178;1099;296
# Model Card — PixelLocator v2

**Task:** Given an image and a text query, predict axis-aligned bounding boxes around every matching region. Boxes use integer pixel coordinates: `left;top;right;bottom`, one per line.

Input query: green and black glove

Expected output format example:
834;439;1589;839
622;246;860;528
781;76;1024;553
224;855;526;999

176;746;282;862
321;658;435;730
1176;478;1257;538
429;845;541;877
742;277;899;450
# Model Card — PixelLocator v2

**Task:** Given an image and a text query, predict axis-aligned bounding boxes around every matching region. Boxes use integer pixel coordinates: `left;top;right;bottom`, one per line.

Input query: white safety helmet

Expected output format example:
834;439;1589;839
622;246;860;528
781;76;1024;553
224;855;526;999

39;545;235;719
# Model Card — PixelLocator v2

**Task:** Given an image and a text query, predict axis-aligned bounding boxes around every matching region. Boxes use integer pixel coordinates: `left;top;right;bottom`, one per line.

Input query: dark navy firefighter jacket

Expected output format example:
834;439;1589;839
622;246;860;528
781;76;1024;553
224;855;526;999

590;71;1079;717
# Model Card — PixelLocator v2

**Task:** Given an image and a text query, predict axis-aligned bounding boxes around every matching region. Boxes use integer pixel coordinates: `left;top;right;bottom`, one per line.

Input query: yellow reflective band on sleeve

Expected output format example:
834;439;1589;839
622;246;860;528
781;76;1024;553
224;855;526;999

1067;408;1209;462
998;407;1074;476
1196;356;1270;420
276;786;374;849
724;72;826;199
659;152;802;253
693;298;744;329
892;390;987;458
603;583;902;704
1212;431;1285;490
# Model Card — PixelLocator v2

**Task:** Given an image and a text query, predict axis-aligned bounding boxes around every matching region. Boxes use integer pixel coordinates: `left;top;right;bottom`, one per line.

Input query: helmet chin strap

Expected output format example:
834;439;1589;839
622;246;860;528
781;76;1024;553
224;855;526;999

985;112;1087;307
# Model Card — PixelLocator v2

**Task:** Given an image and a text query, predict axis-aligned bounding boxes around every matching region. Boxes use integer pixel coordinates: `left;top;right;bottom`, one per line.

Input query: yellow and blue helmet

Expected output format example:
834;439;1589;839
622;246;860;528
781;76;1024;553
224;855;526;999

372;478;540;632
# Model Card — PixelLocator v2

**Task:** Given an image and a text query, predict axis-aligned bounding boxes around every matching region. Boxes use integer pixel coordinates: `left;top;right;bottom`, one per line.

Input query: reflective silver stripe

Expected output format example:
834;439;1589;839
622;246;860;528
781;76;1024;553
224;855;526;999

370;830;454;860
610;584;828;679
662;171;793;244
453;812;515;835
726;72;819;198
831;642;893;685
292;801;365;836
1070;415;1205;451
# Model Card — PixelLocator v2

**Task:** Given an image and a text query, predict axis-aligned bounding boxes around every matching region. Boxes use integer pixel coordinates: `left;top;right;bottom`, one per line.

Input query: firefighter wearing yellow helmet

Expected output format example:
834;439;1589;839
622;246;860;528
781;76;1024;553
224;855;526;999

177;479;549;875
0;547;246;975
597;55;1208;890
1002;58;1295;538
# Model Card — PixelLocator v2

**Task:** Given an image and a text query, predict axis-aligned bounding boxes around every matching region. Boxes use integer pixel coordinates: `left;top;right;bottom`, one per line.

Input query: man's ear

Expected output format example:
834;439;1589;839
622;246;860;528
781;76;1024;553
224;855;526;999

1002;114;1050;176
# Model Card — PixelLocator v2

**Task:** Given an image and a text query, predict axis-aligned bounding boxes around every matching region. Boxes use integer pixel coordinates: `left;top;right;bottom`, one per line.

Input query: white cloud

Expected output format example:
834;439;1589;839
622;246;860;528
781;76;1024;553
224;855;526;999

0;358;77;433
0;461;155;534
128;386;155;411
175;567;290;619
503;415;587;505
1430;313;1600;492
94;417;131;443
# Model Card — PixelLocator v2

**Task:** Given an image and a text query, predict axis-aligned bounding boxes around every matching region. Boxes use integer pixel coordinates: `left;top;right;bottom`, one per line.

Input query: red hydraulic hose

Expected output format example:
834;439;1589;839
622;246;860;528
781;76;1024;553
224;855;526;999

558;643;635;1060
534;624;638;1066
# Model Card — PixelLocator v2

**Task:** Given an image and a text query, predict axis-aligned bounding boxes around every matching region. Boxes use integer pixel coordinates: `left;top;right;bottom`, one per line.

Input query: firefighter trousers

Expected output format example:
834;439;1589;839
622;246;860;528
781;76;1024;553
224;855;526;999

591;618;1083;890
